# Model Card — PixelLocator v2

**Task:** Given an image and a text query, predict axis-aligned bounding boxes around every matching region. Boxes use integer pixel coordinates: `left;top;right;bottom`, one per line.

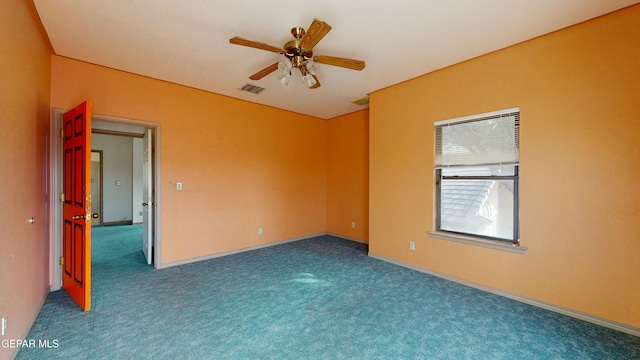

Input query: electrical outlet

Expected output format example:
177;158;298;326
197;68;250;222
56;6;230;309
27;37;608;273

351;222;356;229
409;242;415;251
2;314;7;336
176;182;183;191
258;227;263;235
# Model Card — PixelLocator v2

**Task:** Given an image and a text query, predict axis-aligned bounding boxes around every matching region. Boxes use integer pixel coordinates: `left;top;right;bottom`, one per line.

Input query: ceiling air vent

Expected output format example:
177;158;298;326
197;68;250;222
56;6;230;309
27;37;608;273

240;84;265;94
350;95;369;106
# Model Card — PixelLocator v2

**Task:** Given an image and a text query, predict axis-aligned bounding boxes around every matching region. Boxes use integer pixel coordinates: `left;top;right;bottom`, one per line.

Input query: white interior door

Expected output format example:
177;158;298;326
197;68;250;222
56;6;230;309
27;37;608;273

142;129;153;265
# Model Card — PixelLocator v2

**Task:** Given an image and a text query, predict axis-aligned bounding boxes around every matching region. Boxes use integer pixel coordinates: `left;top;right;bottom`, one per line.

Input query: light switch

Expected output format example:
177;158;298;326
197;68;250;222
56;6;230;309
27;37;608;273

115;180;122;186
176;182;183;191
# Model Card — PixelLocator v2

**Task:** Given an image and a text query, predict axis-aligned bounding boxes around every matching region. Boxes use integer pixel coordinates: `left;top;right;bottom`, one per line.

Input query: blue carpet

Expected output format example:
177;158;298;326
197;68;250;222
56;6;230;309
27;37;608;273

17;225;640;359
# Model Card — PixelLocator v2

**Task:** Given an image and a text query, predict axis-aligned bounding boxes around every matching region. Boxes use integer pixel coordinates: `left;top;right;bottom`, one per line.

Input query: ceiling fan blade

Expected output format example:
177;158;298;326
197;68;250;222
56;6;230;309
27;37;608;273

229;36;283;54
249;63;280;80
315;55;365;71
299;19;332;50
310;75;321;89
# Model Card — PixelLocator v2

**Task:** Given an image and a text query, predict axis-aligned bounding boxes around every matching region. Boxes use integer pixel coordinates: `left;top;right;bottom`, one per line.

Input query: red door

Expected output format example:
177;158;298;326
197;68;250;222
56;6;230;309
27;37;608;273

62;101;92;311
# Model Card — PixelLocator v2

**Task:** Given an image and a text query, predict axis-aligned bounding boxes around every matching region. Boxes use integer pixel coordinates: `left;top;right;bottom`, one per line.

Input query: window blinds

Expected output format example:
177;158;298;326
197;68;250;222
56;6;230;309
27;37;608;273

435;108;519;168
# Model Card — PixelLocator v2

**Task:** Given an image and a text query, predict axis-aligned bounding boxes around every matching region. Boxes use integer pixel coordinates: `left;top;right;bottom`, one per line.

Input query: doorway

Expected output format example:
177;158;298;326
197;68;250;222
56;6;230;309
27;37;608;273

50;109;163;291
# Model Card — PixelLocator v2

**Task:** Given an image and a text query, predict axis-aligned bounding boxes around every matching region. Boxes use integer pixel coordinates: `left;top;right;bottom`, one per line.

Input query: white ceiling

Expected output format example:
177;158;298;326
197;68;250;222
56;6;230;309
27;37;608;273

34;1;638;119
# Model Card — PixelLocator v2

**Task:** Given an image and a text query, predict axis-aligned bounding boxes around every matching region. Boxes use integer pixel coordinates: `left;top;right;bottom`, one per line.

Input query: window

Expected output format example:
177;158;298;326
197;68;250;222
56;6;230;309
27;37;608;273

434;108;520;245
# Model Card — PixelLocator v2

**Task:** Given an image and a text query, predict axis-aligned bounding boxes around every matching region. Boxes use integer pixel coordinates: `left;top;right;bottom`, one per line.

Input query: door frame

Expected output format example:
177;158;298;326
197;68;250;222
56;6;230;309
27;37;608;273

90;150;104;226
50;109;163;291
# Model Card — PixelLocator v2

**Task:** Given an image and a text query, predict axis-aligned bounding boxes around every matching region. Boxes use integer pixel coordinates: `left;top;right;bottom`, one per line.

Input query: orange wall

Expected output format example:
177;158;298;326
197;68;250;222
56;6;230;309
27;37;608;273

0;1;52;358
369;5;640;328
327;110;369;241
50;56;328;264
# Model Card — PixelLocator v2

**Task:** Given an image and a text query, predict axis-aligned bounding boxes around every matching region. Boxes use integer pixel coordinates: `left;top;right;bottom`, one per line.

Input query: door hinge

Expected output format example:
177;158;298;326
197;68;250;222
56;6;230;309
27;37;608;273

59;193;65;202
59;256;64;266
60;129;64;138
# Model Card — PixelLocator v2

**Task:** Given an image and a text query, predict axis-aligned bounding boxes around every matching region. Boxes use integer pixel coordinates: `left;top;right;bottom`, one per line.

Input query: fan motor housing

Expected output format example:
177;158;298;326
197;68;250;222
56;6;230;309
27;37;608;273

284;40;313;58
284;26;314;63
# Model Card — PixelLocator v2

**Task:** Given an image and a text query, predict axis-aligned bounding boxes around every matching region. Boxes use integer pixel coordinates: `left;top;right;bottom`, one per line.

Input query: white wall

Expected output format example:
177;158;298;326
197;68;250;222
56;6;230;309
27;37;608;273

92;134;133;223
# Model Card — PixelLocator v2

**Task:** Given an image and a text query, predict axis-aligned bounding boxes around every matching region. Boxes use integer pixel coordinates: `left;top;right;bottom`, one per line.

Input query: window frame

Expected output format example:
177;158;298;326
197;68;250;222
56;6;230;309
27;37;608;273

431;108;524;253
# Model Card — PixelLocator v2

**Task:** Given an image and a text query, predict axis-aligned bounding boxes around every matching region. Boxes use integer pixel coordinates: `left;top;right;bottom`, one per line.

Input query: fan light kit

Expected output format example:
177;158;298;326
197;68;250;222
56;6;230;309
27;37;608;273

230;19;365;89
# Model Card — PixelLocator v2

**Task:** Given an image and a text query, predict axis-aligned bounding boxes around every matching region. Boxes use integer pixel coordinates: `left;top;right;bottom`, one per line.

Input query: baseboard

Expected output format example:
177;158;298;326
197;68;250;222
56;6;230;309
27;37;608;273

158;232;329;269
368;253;640;338
326;232;368;244
99;220;133;226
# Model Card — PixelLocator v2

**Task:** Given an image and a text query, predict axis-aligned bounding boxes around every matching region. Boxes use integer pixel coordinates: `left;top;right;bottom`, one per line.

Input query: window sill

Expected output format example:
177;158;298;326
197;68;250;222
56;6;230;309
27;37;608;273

428;231;527;254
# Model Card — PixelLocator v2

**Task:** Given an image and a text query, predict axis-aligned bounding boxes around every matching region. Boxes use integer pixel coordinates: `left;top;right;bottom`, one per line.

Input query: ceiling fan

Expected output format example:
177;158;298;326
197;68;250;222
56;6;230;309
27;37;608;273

229;19;365;89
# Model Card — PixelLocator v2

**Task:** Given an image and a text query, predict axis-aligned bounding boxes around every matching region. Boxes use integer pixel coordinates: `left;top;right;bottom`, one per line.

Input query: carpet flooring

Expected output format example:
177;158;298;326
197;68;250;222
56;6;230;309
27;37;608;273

16;225;640;359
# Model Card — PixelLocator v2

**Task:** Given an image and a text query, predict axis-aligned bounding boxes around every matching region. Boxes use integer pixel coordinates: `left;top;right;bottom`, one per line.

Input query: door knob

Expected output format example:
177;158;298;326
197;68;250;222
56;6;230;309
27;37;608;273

92;213;99;218
72;215;85;220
